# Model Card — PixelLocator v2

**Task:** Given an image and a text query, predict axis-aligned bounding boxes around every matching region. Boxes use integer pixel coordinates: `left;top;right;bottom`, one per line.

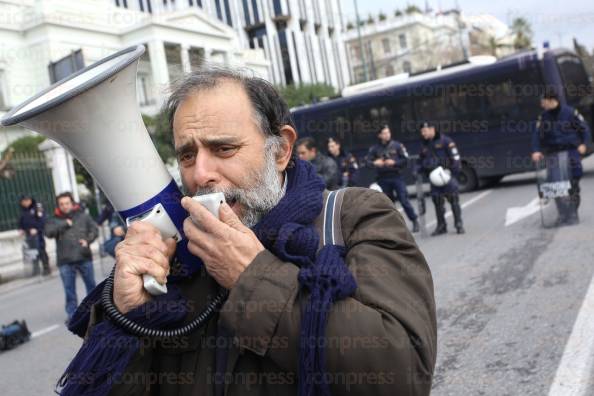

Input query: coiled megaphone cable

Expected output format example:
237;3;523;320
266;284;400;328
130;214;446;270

101;266;228;338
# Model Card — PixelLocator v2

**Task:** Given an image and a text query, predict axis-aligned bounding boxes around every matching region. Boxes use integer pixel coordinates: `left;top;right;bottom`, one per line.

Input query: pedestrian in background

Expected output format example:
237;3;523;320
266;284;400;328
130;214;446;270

296;136;340;190
18;194;50;276
327;136;359;187
418;121;465;235
366;125;419;233
97;201;127;258
45;191;98;323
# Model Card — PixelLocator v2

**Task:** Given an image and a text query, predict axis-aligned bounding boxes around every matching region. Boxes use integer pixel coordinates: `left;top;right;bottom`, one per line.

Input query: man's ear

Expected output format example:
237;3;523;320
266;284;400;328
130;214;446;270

276;125;297;171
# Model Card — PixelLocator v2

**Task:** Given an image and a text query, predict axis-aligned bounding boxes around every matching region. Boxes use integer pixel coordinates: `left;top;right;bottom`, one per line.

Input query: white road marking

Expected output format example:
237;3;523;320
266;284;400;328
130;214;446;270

548;274;594;396
426;190;493;228
505;197;541;227
31;324;60;339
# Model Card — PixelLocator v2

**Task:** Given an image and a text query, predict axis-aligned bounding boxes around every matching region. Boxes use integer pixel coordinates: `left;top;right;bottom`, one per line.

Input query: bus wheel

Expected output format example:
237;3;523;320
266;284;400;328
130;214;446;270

457;163;478;192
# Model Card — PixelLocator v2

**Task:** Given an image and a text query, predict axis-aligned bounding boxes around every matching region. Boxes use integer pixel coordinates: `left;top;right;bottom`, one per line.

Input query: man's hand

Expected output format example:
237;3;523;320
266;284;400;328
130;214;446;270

373;158;385;168
531;152;544;162
113;222;176;314
29;228;38;236
79;239;88;247
181;197;265;289
384;159;396;167
66;219;73;227
578;144;587;155
113;226;125;237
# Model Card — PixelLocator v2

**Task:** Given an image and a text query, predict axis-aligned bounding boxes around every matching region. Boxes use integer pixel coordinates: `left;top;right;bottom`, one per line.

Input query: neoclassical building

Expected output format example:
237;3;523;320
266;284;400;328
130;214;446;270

110;0;351;89
0;0;269;149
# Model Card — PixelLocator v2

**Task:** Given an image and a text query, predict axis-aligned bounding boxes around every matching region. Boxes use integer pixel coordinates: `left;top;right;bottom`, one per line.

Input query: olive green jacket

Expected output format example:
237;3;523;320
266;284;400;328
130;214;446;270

86;188;437;395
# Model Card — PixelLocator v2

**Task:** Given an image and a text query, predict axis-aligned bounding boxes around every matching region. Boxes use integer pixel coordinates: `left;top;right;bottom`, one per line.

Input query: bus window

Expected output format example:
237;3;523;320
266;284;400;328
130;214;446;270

556;54;592;107
303;108;350;151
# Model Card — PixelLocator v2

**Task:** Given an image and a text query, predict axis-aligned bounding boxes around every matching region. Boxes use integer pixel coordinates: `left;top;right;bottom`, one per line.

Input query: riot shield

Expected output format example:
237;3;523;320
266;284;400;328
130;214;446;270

535;151;577;228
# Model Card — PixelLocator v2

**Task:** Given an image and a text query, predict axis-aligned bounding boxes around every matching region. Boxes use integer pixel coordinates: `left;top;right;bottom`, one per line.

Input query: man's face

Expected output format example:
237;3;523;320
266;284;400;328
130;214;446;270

296;145;316;161
327;140;340;157
540;98;559;111
421;126;436;140
173;80;284;226
20;198;32;208
378;127;391;144
57;197;73;214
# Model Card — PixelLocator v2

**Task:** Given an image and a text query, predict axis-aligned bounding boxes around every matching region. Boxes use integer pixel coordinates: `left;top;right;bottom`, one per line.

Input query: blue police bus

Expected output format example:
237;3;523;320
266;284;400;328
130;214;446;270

291;48;594;191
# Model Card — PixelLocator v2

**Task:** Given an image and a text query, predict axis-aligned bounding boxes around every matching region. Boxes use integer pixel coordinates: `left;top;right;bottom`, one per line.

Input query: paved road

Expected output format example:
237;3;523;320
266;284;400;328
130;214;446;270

0;157;593;395
0;257;113;395
417;155;594;396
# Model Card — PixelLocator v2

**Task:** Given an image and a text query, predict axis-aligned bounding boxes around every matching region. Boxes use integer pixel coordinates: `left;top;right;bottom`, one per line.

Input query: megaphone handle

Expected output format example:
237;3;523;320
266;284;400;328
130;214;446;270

125;203;182;296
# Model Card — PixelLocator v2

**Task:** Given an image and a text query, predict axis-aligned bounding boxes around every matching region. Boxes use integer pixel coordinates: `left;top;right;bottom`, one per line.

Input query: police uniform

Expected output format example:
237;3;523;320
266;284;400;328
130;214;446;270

532;103;591;217
418;129;465;235
330;151;359;187
366;139;419;229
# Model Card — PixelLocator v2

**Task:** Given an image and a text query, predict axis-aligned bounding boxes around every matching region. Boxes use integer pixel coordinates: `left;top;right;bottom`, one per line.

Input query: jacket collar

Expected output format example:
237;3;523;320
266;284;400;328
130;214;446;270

54;204;81;218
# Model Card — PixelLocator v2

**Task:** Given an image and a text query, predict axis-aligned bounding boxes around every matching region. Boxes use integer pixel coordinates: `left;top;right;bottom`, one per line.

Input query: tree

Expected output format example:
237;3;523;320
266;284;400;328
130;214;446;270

378;12;387;21
142;113;176;164
511;17;532;50
3;134;46;155
405;5;422;15
394;9;403;17
366;14;375;25
276;83;336;109
346;21;354;30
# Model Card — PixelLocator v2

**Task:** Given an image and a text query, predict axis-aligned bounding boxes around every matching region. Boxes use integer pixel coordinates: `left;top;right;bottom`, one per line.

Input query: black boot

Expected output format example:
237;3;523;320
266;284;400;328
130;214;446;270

447;193;464;233
412;220;420;233
431;195;447;236
431;223;447;236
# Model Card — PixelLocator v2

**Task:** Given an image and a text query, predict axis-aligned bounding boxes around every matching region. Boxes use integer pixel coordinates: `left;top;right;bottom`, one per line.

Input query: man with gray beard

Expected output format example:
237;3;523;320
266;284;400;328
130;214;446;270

193;137;287;228
69;68;436;396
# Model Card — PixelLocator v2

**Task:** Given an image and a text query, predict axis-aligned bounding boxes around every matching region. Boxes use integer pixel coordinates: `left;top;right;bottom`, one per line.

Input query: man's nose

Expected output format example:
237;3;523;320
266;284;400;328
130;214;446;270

192;151;220;188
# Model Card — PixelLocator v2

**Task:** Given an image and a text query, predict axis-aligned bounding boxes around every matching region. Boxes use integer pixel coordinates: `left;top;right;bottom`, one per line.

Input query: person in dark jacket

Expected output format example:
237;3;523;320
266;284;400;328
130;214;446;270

97;201;127;258
63;69;437;396
327;136;359;187
18;195;50;275
45;191;98;321
296;136;340;190
418;121;465;235
531;88;591;225
366;125;419;233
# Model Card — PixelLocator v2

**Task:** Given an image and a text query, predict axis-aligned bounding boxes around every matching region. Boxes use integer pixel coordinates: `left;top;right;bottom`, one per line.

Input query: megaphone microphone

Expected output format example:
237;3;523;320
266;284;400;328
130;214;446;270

1;45;219;299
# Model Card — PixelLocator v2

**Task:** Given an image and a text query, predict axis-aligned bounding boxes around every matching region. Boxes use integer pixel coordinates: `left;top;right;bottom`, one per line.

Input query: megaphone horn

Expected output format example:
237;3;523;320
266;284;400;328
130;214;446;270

1;45;198;295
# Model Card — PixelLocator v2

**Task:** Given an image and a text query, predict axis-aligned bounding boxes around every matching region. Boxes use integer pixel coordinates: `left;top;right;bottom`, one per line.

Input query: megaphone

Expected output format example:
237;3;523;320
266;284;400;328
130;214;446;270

1;45;205;295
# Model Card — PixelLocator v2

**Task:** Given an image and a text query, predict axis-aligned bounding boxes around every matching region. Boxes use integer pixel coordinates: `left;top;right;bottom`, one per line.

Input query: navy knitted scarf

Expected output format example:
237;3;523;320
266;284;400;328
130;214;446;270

58;159;357;396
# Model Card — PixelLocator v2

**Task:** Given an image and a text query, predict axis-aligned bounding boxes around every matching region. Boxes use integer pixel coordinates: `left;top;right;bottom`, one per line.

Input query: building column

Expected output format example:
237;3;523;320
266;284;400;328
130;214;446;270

220;51;229;65
180;44;191;73
202;47;213;65
147;40;170;106
38;139;79;202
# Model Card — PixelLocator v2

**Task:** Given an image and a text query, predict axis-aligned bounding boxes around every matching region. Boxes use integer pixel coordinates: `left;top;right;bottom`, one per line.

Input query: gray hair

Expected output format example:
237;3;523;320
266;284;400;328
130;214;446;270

165;67;295;142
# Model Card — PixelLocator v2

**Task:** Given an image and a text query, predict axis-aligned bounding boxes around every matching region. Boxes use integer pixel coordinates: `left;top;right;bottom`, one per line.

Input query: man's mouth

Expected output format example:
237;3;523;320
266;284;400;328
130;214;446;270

226;196;239;211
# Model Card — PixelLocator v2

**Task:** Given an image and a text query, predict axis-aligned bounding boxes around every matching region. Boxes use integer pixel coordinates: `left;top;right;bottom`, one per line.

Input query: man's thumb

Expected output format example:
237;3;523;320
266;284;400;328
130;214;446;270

219;202;244;230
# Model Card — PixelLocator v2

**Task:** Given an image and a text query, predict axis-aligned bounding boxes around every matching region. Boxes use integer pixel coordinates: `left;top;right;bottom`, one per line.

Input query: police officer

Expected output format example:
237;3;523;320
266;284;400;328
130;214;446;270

296;137;340;190
366;124;419;233
531;88;591;225
327;136;359;187
418;121;465;235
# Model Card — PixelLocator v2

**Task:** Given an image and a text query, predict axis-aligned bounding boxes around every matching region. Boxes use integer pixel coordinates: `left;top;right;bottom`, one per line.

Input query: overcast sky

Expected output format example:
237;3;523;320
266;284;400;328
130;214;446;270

340;0;594;51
